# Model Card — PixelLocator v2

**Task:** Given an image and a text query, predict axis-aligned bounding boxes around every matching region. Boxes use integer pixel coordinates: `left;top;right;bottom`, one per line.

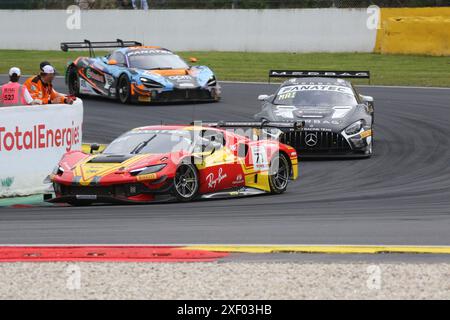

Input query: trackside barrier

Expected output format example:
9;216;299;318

0;100;83;197
375;7;450;56
0;9;377;52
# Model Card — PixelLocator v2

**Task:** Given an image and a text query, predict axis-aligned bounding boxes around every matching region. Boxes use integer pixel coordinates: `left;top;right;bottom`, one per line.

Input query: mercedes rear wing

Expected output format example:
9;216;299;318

193;120;305;141
60;39;143;57
195;120;305;132
269;70;371;84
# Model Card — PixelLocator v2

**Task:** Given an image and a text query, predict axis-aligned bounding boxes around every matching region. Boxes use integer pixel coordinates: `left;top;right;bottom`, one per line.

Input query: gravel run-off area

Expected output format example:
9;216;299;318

0;262;449;300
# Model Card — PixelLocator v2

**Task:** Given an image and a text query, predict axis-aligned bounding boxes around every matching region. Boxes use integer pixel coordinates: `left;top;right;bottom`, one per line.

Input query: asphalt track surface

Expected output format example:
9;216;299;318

0;77;449;245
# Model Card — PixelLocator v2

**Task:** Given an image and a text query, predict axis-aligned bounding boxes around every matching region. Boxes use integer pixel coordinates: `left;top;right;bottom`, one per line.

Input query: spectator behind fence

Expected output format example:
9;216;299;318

0;67;36;107
132;0;149;10
116;0;133;9
24;65;74;105
75;0;96;10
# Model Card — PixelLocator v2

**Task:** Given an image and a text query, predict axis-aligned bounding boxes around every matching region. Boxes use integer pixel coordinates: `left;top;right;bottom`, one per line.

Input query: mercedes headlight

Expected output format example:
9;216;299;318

345;120;364;135
130;164;167;176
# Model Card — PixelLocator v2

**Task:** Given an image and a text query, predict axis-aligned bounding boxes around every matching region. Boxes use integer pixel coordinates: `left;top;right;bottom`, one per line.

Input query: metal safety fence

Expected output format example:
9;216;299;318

0;0;448;9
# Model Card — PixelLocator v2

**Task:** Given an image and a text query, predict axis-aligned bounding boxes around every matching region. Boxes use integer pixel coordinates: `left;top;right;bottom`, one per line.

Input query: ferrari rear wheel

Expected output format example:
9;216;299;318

67;66;80;96
118;75;131;104
268;153;290;194
173;163;199;202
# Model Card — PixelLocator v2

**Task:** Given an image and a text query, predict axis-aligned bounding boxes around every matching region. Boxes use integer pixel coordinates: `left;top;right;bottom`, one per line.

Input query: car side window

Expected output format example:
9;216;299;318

110;52;127;67
352;85;363;104
202;130;226;147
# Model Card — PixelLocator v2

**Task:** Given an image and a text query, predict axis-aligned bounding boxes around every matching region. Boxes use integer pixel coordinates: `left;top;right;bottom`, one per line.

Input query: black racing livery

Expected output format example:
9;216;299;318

255;70;375;157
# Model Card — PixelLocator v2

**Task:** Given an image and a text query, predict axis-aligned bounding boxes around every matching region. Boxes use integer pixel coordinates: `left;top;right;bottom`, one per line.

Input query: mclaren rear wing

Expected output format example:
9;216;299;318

268;70;371;84
60;39;143;57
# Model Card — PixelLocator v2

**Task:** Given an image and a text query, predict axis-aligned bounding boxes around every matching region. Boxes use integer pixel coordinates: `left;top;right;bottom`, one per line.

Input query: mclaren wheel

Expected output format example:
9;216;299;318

117;75;132;104
67;66;80;97
172;163;200;202
268;153;290;194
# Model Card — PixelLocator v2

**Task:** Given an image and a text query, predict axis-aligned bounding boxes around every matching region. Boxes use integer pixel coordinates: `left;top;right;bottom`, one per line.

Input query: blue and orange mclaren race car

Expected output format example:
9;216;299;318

60;39;221;104
45;122;301;206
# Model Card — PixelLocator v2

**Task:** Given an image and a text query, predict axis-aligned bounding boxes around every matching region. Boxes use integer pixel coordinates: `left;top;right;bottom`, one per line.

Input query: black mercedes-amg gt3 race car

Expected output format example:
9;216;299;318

254;70;375;157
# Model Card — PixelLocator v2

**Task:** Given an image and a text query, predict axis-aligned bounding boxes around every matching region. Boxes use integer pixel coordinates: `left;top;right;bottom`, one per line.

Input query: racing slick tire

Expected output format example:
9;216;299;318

172;162;200;202
117;74;132;104
67;65;81;97
268;153;290;194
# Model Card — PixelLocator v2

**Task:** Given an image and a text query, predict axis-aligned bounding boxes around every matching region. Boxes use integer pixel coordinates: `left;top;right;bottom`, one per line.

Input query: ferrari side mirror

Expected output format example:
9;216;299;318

90;143;100;154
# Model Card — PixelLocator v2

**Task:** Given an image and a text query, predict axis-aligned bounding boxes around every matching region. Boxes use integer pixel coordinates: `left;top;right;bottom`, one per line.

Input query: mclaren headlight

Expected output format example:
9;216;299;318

345;120;364;135
130;164;167;176
207;76;217;86
140;77;163;88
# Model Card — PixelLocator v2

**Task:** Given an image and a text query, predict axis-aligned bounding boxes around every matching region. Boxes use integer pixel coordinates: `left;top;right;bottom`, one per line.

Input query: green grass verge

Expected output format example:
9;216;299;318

0;50;449;87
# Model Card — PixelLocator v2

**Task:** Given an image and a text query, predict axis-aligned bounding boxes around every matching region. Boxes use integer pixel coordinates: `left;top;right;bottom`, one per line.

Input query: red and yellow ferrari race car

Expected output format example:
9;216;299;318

45;122;300;206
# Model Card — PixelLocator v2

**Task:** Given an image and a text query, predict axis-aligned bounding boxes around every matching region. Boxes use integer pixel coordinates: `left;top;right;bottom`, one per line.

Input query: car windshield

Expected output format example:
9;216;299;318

103;130;194;155
273;84;358;106
128;53;188;70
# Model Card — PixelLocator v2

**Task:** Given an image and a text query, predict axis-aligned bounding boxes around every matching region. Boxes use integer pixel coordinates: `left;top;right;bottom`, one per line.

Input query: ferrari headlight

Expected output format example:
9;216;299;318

52;165;64;176
130;164;167;176
345;120;364;135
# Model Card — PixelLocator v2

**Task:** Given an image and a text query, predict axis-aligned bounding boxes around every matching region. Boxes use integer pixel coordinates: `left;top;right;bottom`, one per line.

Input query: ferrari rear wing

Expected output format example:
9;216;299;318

196;120;305;131
61;39;143;57
269;70;371;84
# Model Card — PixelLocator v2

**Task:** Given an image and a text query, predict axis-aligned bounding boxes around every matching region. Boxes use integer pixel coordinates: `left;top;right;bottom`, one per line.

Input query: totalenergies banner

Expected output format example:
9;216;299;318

0;100;83;197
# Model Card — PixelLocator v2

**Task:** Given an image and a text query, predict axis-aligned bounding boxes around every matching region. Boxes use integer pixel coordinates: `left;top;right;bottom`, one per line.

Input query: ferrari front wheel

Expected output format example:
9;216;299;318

268;153;290;194
172;163;199;202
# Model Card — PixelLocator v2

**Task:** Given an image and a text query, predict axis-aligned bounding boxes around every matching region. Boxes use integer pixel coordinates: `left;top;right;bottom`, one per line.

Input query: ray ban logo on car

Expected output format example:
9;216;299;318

206;168;227;189
305;133;318;147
